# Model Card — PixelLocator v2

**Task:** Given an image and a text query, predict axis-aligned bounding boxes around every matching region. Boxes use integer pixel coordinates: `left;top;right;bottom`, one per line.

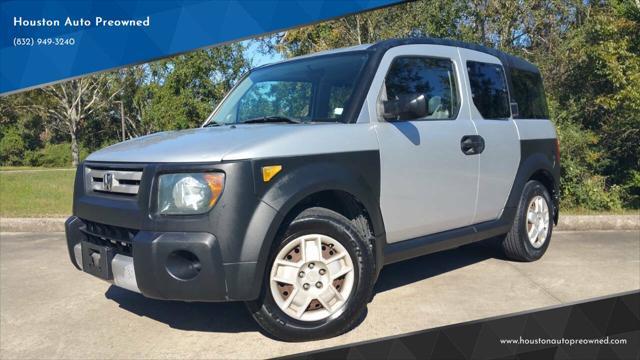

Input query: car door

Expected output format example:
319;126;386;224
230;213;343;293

457;49;521;223
364;45;479;243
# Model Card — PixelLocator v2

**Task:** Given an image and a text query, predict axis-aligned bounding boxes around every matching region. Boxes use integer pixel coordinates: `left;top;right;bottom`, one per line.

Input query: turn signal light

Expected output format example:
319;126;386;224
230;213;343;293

203;173;225;207
262;165;282;182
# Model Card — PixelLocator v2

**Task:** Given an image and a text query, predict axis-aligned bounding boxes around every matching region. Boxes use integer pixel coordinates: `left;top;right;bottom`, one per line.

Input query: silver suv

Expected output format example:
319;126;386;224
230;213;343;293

65;38;560;341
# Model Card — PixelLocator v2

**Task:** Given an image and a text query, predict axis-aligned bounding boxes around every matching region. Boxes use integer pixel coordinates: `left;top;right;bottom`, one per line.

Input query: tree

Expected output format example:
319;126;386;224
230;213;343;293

0;127;25;165
262;0;468;58
1;92;47;165
119;66;153;138
144;44;250;130
551;0;640;207
33;76;119;166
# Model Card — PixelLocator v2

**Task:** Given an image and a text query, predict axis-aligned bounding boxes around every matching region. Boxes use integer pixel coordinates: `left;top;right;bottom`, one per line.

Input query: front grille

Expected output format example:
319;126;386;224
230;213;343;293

86;167;143;195
80;220;138;256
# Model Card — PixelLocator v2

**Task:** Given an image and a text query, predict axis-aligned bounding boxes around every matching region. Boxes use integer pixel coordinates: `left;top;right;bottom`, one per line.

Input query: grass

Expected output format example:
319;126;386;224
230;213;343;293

1;166;42;171
1;166;73;171
0;169;75;217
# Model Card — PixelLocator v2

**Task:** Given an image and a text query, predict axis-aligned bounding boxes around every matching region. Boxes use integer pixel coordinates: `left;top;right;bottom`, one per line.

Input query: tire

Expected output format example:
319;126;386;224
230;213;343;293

246;207;375;341
501;180;553;262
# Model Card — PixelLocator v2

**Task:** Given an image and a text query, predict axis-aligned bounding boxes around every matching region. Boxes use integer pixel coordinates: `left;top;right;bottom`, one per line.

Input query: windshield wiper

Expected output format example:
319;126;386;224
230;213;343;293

241;116;302;124
203;121;222;127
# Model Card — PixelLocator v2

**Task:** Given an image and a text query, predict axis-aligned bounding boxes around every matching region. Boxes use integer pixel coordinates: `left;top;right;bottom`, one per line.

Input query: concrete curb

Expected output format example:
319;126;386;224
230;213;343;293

1;218;67;233
1;215;638;233
556;215;639;231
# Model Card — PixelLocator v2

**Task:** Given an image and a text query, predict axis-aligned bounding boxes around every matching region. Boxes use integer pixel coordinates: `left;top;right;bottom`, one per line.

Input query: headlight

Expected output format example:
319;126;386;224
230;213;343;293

158;172;225;215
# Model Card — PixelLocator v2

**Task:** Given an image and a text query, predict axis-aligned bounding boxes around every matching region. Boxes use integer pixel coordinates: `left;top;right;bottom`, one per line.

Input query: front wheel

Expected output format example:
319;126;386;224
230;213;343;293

246;207;375;341
501;180;554;261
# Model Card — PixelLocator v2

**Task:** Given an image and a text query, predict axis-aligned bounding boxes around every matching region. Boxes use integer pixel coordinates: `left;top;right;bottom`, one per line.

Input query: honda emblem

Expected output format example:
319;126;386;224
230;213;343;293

103;172;114;191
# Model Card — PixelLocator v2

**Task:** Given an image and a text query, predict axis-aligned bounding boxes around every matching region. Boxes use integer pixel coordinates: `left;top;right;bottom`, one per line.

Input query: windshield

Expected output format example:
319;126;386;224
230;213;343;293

206;52;369;125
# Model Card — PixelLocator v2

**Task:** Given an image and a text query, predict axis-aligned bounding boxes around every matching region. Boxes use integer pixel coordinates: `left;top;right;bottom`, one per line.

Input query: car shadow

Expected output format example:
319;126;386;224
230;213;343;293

390;121;421;145
104;239;503;334
373;240;503;295
104;286;259;333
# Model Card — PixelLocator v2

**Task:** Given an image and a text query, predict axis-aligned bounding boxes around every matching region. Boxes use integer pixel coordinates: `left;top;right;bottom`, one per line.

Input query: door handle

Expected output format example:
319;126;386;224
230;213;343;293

461;135;485;155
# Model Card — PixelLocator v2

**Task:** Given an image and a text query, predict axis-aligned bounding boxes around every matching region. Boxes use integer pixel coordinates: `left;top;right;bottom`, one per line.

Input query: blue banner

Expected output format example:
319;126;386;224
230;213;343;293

0;0;402;95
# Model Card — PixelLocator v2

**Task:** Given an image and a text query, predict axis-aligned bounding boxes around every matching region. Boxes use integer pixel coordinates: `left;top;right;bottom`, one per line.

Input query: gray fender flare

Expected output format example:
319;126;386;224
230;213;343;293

229;159;385;300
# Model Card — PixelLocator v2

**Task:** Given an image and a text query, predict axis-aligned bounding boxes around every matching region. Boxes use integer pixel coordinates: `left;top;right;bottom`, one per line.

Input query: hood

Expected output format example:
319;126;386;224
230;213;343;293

85;123;379;163
86;125;292;163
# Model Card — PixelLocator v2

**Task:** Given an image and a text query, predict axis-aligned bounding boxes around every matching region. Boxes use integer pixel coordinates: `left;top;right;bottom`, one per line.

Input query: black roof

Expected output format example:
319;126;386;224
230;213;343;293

368;37;539;73
255;37;539;75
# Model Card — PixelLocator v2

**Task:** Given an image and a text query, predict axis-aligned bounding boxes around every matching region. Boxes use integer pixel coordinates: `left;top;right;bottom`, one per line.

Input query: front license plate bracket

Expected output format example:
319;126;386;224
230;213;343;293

82;241;115;280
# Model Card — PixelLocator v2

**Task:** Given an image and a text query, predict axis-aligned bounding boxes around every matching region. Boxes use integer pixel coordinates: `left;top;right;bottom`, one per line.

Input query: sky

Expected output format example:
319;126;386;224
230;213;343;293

242;39;283;68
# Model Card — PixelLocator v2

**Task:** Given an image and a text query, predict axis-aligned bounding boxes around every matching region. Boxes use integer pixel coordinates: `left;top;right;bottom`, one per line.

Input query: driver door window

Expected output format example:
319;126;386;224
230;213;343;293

380;56;460;121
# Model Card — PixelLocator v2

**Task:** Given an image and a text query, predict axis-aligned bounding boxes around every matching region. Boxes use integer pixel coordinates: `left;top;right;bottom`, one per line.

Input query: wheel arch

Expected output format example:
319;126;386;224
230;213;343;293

260;172;386;278
504;139;560;226
275;188;385;271
231;154;385;300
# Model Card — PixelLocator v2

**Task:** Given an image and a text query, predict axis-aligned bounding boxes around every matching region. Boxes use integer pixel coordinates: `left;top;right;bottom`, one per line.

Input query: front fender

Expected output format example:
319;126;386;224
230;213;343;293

226;151;382;300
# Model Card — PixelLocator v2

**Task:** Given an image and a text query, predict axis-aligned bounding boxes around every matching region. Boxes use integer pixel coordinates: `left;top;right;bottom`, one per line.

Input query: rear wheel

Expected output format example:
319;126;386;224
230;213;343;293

502;180;553;261
247;207;375;341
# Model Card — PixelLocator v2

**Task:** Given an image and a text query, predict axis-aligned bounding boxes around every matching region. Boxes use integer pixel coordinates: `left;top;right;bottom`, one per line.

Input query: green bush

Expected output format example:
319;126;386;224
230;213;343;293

23;150;41;167
555;117;624;211
0;127;26;166
28;143;88;168
621;170;640;208
561;174;624;211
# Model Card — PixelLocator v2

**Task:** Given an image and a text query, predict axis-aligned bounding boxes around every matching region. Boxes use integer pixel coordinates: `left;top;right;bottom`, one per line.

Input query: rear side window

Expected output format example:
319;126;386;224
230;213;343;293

510;68;549;119
383;56;460;120
467;61;510;119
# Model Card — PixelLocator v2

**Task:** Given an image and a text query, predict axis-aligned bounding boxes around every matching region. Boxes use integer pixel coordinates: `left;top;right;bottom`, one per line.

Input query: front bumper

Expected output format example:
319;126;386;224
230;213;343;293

71;241;139;293
66;216;228;301
67;160;284;302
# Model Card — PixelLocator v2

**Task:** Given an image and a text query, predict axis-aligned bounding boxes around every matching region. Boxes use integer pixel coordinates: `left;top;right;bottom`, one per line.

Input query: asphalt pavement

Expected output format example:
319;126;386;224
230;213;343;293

0;230;638;359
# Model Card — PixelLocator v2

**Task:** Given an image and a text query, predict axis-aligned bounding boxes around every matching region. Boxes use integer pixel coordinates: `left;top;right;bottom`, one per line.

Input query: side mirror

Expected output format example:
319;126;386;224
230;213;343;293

382;94;427;121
